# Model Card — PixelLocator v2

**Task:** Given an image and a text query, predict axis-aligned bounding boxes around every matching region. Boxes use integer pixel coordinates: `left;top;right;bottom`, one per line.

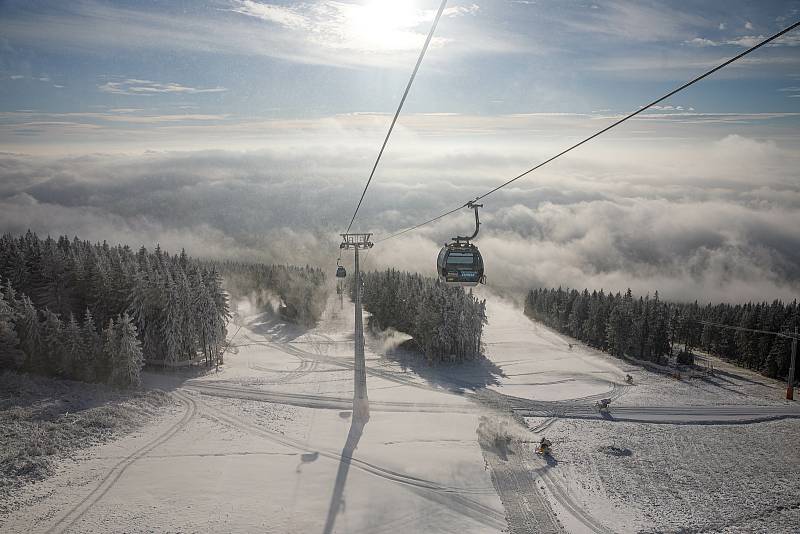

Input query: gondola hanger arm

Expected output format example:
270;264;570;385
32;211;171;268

454;202;482;243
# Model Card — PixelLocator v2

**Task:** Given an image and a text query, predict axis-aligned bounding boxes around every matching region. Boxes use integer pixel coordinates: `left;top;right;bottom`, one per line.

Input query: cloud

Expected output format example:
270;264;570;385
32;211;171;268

2;109;799;157
685;33;799;49
684;35;764;47
0;110;233;135
98;78;227;96
0;128;798;304
541;1;712;43
443;4;480;17
0;1;517;70
685;37;719;47
774;33;800;47
726;35;765;47
5;74;55;82
230;1;309;29
227;0;474;53
650;105;688;111
591;42;800;77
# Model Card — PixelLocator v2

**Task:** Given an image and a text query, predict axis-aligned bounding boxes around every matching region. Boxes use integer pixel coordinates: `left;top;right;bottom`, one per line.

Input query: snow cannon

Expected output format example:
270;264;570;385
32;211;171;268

595;398;611;412
536;437;552;456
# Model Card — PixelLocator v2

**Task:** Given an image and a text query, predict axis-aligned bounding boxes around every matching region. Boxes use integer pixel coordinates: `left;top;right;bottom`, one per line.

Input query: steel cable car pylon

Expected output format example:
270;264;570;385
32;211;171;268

340;233;373;421
437;201;486;287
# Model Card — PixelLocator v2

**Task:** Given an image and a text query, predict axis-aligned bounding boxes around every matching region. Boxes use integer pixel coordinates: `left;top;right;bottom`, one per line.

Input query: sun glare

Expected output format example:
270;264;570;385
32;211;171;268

347;0;424;52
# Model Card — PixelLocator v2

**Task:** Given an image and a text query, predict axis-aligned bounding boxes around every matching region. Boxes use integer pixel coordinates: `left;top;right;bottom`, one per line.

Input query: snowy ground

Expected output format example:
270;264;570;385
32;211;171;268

3;290;799;533
478;295;800;534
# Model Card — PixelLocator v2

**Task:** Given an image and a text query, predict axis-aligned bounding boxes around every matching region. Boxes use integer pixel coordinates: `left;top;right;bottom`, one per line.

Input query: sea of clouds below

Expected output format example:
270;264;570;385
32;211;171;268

1;131;799;305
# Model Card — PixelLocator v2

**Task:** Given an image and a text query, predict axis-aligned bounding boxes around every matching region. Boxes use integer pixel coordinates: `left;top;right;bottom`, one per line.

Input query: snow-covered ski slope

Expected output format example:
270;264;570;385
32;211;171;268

3;291;799;533
480;295;800;533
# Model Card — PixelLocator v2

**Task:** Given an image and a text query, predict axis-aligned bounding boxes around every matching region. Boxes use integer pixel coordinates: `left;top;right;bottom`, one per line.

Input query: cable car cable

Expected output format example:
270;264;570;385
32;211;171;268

374;19;800;245
335;0;448;271
342;0;449;238
693;319;800;340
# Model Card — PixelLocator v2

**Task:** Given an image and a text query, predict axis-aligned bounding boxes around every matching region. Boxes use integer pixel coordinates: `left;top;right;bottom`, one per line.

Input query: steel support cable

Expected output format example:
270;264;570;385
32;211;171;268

693;319;799;340
342;0;449;240
375;19;800;245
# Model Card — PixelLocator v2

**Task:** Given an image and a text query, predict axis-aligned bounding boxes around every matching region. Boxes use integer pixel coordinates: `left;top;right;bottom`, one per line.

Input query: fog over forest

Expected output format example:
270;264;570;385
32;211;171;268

2;113;799;304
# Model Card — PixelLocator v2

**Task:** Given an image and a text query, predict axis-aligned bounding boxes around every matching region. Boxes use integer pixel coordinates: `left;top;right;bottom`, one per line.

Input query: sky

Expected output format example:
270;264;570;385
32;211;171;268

1;0;799;303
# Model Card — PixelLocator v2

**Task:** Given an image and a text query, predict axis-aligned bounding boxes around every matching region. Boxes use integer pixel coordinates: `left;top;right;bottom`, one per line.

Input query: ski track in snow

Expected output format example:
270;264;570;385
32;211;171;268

44;392;198;534
6;291;800;533
185;382;478;413
197;398;507;531
199;401;495;496
220;332;800;427
481;441;564;534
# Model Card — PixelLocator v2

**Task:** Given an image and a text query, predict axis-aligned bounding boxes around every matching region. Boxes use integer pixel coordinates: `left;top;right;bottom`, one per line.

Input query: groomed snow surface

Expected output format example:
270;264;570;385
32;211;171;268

3;290;800;533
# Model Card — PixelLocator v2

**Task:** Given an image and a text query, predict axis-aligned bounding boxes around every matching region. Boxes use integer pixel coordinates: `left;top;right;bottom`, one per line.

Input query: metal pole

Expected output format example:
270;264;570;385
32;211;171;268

353;246;369;419
788;326;797;401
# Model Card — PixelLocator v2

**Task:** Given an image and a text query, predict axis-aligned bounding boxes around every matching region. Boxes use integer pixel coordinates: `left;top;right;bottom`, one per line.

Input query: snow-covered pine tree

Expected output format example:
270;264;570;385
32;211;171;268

99;318;117;383
14;295;41;371
606;301;626;358
40;240;75;318
86;249;111;327
109;313;144;388
0;238;28;290
192;270;211;365
0;292;23;369
175;267;198;363
61;313;82;379
40;309;64;376
78;309;100;383
206;268;229;364
649;294;671;363
3;278;18;306
162;273;181;366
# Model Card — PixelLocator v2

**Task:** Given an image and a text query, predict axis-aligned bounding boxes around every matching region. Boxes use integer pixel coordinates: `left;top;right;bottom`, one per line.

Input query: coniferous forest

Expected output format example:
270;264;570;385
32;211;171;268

524;287;799;380
0;232;333;388
212;261;327;326
0;232;231;387
361;269;487;363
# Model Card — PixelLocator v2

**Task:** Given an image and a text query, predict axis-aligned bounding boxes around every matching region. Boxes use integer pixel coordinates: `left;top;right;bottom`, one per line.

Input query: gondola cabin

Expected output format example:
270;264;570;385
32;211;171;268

437;242;485;287
336;265;347;278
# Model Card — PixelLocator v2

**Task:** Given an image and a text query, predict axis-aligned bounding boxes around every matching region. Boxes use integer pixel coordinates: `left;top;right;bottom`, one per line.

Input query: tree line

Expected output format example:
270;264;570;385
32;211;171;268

0;231;231;386
361;269;487;363
524;287;799;380
211;261;327;326
0;287;143;387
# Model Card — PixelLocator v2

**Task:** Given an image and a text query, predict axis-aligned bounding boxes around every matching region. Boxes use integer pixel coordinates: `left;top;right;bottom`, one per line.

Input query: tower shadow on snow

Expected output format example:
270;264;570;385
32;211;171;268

321;406;369;534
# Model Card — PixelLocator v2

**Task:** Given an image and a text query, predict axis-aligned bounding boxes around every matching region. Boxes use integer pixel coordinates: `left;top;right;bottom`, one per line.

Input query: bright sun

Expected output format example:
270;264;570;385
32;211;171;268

347;0;424;52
